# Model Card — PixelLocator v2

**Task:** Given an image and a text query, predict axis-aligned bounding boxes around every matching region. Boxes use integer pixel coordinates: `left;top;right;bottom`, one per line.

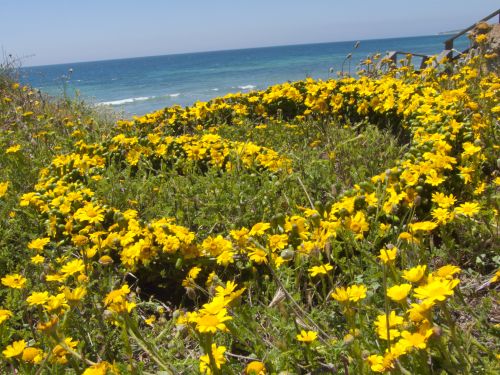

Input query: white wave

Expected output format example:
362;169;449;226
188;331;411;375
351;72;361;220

97;96;152;106
212;88;219;91
169;93;180;97
238;85;256;90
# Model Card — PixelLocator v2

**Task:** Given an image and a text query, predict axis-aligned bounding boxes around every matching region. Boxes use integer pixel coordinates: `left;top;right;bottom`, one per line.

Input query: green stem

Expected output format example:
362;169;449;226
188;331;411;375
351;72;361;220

396;361;413;375
200;334;221;375
124;314;175;374
320;277;327;302
382;264;391;352
121;320;135;372
50;332;96;367
436;337;458;374
442;304;471;373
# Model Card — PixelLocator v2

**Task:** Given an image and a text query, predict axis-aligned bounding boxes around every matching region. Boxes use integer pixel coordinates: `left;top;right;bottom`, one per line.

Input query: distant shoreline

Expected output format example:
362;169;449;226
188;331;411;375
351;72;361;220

438;29;462;35
21;34;467;116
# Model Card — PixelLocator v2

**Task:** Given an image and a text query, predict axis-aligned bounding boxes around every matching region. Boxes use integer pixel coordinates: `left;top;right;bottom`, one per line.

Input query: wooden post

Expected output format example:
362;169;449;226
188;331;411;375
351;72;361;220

444;39;454;51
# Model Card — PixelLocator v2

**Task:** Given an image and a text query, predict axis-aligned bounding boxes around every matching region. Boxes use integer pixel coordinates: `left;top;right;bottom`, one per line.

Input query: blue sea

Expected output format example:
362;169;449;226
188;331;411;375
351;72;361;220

20;34;470;117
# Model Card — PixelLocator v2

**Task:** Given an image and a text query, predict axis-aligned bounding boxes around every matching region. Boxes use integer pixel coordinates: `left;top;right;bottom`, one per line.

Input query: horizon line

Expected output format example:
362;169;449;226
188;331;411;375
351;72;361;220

21;32;442;68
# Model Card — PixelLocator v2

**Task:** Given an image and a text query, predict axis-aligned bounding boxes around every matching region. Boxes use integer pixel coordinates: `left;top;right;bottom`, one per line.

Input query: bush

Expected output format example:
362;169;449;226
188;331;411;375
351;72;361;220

0;52;498;374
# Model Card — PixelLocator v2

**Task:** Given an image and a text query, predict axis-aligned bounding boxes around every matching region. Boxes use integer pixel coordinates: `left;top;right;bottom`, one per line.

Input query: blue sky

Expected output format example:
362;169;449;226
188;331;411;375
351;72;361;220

1;1;496;66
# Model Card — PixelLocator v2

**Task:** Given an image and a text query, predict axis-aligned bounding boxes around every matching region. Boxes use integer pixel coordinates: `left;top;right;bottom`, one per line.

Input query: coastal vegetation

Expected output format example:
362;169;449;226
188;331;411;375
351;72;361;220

0;39;499;374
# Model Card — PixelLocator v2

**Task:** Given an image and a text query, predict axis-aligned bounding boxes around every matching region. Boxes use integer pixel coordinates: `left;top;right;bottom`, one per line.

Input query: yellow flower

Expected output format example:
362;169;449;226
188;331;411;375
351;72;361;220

144;315;156;326
347;284;367;302
1;273;27;289
187;266;201;279
215;281;245;304
431;207;453;224
490;269;500;283
60;258;85;279
402;265;426;283
184;143;207;161
46;273;65;283
74;202;105;224
475;34;487;43
206;271;217;287
425;169;445;186
27;237;51;252
431;192;456;208
63;286;87;303
245;361;266;374
461;142;481;157
216;250;235;266
308;263;333;277
104;284;130;305
51;337;79;364
387;284;412;302
374;311;404;340
473;182;486;195
249;222;271;236
268;234;288;251
27;291;50;306
45;293;69;312
200;296;227;315
331;283;367;303
104;285;136;314
230;227;249;246
195;309;232;334
434;265;461;279
202;235;233;257
182;266;202;287
331;286;349;303
407;300;434;322
31;254;45;264
378;247;397;264
398;329;433;350
409;221;437;232
389;340;409;359
379;223;391;234
296;330;318;343
0;309;13;324
247;247;268;264
5;144;21;154
199;343;226;374
22;347;44;364
413;278;460;303
366;354;386;372
398;231;420;245
454;202;480;217
37;316;59;332
82;361;114;375
0;182;8;198
458;166;473;184
3;340;26;358
347;211;369;239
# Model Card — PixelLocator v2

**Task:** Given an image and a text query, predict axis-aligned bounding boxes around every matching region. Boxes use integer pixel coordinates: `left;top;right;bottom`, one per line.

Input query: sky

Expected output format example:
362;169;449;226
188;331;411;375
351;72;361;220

1;1;497;66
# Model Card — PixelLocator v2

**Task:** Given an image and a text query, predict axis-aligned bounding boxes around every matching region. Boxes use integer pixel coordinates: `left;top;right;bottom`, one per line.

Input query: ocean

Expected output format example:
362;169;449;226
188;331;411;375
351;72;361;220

20;34;470;117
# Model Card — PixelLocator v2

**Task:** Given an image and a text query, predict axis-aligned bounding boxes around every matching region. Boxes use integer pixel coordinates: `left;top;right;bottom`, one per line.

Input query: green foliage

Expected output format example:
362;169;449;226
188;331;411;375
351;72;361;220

0;51;498;374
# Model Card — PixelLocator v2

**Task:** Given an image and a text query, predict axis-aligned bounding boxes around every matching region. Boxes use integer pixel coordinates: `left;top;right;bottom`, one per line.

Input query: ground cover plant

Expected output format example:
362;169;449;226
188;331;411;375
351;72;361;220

0;42;499;374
